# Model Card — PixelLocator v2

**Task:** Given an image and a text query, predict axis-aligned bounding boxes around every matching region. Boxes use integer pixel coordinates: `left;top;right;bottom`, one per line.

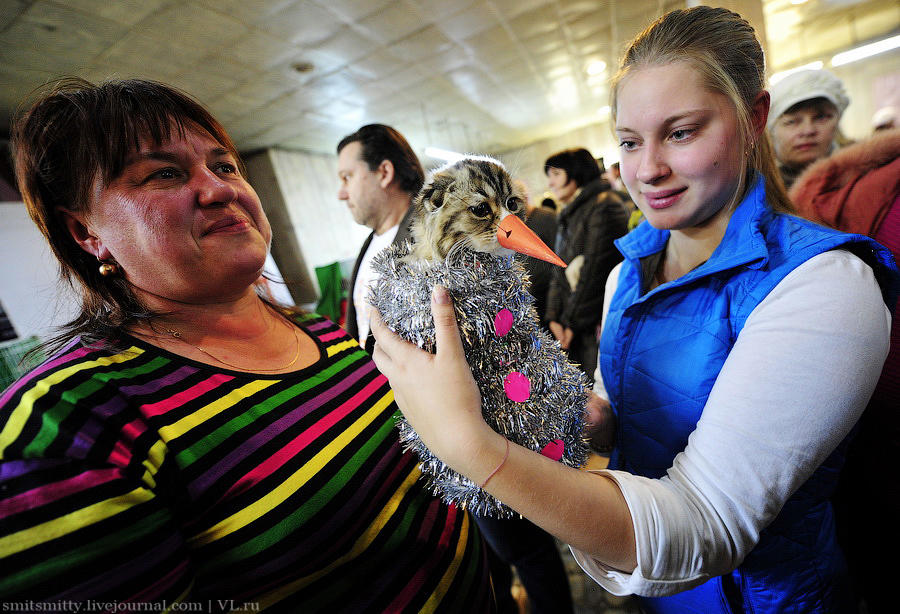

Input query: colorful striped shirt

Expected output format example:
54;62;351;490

0;315;493;612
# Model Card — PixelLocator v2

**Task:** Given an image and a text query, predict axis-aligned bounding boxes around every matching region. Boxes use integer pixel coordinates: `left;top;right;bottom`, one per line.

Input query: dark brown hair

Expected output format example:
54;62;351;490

543;148;603;188
12;77;244;351
337;124;425;195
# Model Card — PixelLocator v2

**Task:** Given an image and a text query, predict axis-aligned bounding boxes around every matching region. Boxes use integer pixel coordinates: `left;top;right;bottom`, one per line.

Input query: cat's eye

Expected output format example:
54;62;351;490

469;202;492;218
506;198;521;212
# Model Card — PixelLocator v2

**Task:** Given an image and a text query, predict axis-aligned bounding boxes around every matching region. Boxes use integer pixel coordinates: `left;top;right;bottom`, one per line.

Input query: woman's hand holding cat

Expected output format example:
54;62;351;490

370;286;504;479
373;287;637;565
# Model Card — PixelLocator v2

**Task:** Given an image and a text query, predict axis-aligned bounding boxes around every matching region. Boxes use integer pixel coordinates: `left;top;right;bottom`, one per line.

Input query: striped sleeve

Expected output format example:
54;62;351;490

0;343;193;602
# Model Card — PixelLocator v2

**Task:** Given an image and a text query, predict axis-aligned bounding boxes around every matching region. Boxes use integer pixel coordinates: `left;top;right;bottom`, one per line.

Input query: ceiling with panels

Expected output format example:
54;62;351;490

1;0;897;163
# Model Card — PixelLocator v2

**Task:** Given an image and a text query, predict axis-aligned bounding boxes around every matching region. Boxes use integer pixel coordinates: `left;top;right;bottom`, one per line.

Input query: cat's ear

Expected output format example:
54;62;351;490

419;185;443;212
419;176;454;212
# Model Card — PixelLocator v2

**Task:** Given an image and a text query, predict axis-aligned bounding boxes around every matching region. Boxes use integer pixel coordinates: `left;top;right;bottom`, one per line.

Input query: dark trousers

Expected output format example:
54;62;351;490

475;514;574;614
833;402;898;614
566;330;597;386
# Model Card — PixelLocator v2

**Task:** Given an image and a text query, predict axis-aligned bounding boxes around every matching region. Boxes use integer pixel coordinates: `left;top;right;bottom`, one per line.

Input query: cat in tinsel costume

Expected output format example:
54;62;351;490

369;156;590;518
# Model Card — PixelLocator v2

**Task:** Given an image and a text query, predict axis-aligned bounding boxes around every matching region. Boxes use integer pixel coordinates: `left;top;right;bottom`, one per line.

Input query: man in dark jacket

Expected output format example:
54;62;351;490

544;148;628;382
337;124;424;353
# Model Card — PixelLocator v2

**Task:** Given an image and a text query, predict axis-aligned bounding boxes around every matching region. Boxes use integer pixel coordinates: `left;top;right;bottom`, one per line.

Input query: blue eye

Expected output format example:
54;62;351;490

670;128;695;141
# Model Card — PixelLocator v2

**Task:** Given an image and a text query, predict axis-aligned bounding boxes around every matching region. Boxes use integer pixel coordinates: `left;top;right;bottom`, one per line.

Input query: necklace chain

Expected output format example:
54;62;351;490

165;313;302;373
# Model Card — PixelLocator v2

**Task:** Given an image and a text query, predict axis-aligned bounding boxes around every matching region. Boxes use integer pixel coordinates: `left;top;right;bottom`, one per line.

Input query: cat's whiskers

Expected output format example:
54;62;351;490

446;235;474;263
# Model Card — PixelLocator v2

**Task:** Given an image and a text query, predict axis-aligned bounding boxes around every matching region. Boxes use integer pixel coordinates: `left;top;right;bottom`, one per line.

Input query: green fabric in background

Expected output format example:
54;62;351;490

0;335;45;392
315;262;347;325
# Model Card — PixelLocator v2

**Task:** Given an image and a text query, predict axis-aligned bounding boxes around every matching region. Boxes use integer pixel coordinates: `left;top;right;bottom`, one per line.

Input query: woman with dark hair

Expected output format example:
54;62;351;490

0;78;492;611
543;147;628;381
544;148;603;192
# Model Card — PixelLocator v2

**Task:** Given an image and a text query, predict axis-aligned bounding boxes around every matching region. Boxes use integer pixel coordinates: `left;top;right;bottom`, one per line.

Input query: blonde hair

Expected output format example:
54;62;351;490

610;6;793;214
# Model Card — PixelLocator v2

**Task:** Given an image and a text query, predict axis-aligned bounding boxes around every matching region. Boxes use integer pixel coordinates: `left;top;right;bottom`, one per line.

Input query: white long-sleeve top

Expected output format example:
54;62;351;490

572;249;891;597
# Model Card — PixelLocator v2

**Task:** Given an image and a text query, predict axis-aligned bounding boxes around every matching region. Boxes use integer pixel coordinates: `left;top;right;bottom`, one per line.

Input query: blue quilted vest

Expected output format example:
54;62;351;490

600;178;896;613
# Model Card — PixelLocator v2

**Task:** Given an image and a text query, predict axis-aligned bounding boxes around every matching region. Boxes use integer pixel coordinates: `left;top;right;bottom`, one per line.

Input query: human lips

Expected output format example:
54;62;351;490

642;187;687;209
202;215;250;236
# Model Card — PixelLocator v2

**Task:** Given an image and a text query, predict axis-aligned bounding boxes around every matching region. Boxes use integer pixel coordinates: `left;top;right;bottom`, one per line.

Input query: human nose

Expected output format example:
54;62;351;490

337;185;348;200
194;166;237;207
797;117;817;136
635;143;669;184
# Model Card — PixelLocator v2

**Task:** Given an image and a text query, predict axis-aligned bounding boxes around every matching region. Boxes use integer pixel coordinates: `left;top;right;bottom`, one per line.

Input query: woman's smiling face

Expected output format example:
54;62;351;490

615;61;746;232
76;123;271;304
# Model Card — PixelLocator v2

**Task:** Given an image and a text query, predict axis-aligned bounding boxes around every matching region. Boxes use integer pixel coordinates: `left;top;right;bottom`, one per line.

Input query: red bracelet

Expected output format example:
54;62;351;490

480;439;510;489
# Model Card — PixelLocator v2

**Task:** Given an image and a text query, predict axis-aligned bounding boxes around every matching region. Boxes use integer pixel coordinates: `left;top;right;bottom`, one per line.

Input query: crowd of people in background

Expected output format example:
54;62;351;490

1;4;898;614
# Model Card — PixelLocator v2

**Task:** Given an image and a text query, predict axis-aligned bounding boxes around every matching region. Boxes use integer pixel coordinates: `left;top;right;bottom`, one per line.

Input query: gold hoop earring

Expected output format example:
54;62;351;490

98;261;119;276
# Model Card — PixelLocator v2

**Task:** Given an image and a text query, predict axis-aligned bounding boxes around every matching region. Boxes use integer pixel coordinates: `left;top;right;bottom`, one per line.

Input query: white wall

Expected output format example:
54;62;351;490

0;202;79;340
831;52;900;141
266;147;370;284
494;121;619;205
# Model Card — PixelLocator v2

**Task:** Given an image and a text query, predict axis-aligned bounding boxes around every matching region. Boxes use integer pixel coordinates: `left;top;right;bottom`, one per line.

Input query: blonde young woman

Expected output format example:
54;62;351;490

371;7;897;613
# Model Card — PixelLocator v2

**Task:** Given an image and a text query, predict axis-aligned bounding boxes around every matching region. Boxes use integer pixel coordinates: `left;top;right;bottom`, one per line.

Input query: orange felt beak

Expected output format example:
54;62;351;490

497;215;567;268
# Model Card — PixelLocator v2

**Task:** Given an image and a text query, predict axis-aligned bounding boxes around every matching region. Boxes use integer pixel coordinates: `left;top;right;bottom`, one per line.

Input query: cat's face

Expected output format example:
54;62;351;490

411;157;525;261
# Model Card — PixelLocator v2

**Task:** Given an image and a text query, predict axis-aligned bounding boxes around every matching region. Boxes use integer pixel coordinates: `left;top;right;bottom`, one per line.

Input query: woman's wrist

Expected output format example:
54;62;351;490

446;425;509;486
480;438;510;488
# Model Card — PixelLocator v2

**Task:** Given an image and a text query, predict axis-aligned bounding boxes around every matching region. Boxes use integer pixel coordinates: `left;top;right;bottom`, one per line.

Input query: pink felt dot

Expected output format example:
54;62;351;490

540;439;564;461
504;371;530;402
494;308;514;337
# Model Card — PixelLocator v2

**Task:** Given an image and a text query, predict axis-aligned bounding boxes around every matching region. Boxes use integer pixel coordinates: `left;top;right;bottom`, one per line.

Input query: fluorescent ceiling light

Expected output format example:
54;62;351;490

768;61;823;85
831;34;900;67
424;147;465;162
586;60;607;75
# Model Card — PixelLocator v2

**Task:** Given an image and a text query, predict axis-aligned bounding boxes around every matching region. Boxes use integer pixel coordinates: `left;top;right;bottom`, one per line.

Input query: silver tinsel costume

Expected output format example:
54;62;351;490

369;243;590;518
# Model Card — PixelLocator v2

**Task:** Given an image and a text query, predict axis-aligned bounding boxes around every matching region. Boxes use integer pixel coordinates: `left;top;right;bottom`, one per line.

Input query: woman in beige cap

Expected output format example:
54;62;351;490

768;69;850;188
